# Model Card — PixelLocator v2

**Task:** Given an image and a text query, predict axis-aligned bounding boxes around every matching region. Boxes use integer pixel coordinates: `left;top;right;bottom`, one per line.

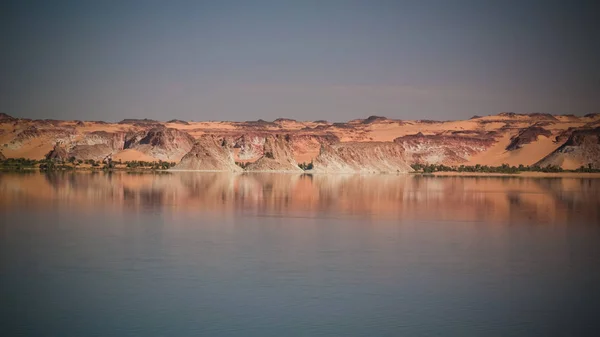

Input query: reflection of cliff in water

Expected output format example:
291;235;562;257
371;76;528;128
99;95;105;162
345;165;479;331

1;172;599;224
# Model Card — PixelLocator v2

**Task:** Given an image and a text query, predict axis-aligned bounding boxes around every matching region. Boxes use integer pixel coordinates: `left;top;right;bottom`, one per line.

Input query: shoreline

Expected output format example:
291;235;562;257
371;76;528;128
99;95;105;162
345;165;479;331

3;167;600;178
431;171;600;178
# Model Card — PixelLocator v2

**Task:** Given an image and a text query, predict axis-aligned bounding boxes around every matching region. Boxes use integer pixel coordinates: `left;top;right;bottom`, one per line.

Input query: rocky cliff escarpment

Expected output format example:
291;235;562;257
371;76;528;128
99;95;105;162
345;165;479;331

78;131;126;151
66;131;127;160
172;135;242;171
394;132;496;165
310;142;412;173
232;134;266;161
7;126;75;150
3;112;600;169
245;135;303;172
68;144;114;161
536;127;600;169
124;127;195;161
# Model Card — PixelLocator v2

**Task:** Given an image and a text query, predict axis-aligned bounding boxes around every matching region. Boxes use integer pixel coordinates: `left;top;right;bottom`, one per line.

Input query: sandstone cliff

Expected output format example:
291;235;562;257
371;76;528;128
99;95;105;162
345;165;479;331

172;135;242;171
310;142;412;173
536;127;600;169
245;135;303;172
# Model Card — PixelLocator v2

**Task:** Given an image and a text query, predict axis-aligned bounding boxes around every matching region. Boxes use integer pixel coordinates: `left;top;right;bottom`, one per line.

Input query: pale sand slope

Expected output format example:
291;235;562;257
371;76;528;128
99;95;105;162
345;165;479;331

2;139;55;160
468;135;562;166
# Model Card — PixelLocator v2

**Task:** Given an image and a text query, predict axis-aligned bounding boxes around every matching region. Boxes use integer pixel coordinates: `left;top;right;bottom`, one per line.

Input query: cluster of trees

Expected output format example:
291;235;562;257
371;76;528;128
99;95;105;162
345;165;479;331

298;161;314;170
0;158;39;168
574;164;600;173
0;157;176;171
124;160;176;170
1;158;47;171
0;158;82;171
411;163;600;174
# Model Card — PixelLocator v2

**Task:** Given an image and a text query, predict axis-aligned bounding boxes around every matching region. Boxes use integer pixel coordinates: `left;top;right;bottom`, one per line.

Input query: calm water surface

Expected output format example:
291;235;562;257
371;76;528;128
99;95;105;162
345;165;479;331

1;172;599;336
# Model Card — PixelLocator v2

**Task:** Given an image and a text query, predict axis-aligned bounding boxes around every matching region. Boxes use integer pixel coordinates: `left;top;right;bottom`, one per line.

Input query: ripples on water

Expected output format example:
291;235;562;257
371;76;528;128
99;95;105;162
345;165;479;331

1;172;599;336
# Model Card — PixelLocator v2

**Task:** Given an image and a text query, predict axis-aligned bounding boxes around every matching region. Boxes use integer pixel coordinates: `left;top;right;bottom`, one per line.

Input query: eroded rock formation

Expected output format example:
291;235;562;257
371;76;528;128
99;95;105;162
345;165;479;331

172;135;242;171
394;132;496;165
245;135;303;172
536;127;600;169
2;112;600;170
310;142;412;173
124;127;195;161
45;143;69;161
506;126;552;151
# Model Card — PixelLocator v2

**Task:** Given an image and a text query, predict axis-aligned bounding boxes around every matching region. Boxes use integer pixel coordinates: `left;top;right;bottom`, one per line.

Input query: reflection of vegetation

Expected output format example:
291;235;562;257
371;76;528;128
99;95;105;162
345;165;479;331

410;163;600;174
1;156;598;173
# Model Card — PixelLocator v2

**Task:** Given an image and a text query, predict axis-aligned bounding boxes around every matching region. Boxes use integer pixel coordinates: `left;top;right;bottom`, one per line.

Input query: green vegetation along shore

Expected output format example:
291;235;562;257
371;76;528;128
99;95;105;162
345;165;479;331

0;157;176;172
410;163;600;174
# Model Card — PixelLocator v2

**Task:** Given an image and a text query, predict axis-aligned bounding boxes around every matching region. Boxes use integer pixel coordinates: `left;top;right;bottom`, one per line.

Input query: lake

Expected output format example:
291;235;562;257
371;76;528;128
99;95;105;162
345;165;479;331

1;172;599;336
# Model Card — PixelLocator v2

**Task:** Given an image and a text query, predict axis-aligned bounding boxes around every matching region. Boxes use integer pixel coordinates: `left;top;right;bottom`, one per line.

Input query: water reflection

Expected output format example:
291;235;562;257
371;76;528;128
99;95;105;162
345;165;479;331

1;172;599;224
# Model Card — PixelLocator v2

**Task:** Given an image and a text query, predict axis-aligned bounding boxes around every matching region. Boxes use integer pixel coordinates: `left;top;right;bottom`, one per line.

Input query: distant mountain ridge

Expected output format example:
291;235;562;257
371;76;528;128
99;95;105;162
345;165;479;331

1;112;599;171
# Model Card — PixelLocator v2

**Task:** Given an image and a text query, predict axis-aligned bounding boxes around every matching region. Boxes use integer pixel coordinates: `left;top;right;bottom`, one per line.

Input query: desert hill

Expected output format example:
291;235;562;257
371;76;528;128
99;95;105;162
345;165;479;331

1;112;599;171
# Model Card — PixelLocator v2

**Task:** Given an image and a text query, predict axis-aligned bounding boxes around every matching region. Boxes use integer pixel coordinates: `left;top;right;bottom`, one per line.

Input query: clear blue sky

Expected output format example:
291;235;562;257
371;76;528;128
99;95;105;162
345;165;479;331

1;0;598;121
